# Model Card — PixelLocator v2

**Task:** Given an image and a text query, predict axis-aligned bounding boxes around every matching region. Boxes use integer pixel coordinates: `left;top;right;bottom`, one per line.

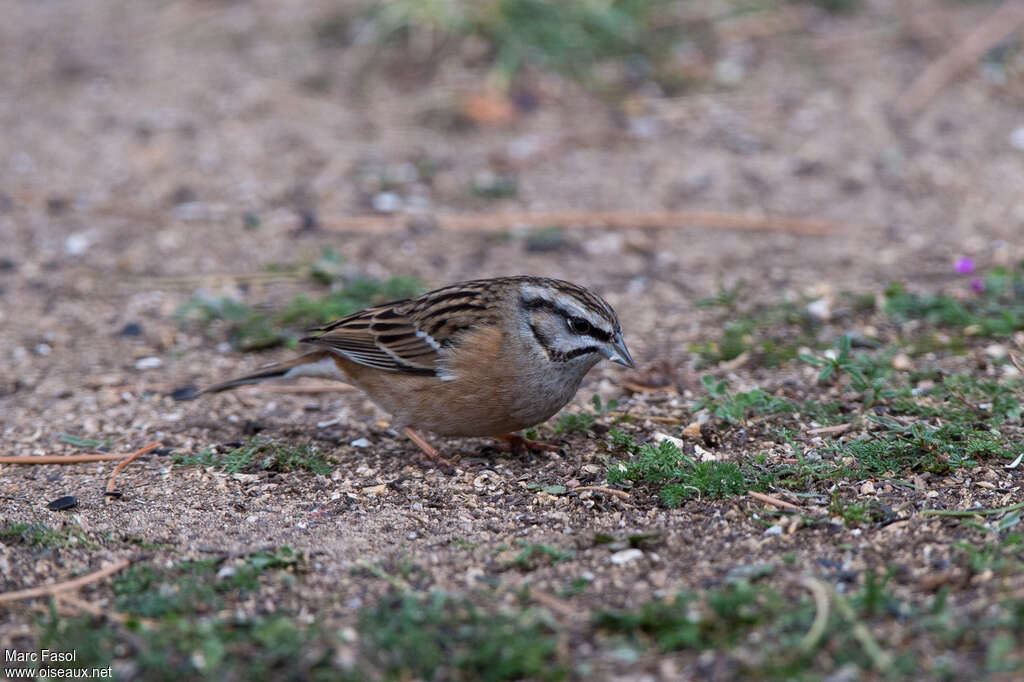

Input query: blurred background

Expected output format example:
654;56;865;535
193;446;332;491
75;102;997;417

3;0;1024;389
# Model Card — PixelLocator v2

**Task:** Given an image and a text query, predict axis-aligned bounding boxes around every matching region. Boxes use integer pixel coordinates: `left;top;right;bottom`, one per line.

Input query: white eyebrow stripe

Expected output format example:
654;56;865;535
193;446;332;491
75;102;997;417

520;283;608;326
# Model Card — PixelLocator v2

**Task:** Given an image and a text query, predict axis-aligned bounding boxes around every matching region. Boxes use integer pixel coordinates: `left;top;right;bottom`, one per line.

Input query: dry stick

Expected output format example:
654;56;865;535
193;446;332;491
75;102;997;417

320;210;839;236
56;593;157;629
572;486;631;500
106;442;161;494
1009;352;1024;376
920;501;1024;518
806;423;852;436
828;582;893;673
798;577;831;654
0;452;133;464
528;588;578;620
0;559;132;604
747;491;801;511
896;1;1024;119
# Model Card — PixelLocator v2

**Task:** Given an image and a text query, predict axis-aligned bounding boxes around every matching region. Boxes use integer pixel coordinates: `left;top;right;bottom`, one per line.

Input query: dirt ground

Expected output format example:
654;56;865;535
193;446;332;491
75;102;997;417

2;1;1024;679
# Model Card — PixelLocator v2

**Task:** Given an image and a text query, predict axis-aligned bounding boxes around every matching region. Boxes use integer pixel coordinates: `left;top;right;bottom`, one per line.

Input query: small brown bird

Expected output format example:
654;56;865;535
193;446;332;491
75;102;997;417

194;276;633;466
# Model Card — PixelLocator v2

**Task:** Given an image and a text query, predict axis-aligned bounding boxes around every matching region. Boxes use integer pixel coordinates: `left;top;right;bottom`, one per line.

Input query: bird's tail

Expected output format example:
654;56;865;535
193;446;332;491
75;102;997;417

180;350;344;399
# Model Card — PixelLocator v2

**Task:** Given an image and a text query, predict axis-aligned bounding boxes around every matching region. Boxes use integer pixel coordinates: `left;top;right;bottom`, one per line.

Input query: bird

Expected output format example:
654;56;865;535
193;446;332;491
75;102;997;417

188;275;634;467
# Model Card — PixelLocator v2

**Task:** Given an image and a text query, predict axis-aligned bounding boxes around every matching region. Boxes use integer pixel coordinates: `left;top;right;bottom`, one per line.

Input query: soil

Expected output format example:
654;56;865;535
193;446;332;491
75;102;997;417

2;0;1024;679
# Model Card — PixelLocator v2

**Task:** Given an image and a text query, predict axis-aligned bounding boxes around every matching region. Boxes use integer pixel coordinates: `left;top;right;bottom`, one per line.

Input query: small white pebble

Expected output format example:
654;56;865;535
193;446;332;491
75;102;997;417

350;437;371;448
764;525;783;536
35;343;51;356
64;232;90;256
407;532;417;540
610;548;644;565
135;356;162;370
372;192;402;213
1010;126;1024;151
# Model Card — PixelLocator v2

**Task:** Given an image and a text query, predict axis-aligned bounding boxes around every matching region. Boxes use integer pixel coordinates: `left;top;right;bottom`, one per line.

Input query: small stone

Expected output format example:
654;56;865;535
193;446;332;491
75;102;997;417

134;356;162;370
984;344;1007;359
47;495;78;511
652;432;685;450
64;232;90;256
350;438;371;448
806;298;831;322
890;353;912;371
1010;126;1024;151
372;192;402;214
610;548;644;565
860;481;876;495
682;422;702;439
763;524;783;536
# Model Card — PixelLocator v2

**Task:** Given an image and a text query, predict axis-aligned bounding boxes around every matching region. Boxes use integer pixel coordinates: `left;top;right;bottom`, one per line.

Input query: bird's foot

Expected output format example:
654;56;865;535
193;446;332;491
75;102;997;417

494;433;564;456
403;427;456;473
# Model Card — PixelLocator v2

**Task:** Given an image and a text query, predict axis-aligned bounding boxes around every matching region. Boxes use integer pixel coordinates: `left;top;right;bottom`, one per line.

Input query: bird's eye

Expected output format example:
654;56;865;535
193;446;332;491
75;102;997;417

567;316;591;334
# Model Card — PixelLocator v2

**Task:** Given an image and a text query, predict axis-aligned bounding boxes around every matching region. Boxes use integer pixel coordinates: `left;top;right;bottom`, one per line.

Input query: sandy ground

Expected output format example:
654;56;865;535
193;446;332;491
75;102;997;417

2;0;1024;678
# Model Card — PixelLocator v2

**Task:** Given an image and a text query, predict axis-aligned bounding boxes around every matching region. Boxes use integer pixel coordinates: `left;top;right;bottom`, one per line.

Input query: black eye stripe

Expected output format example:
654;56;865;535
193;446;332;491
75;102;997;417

521;296;613;342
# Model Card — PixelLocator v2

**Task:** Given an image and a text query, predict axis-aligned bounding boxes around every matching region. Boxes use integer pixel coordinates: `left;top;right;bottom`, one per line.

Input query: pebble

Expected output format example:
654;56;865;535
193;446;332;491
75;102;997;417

609;548;644;565
763;524;783;536
1010;126;1024;151
64;232;90;256
806;297;831;321
372;192;402;214
350;438;371;448
134;356;162;370
47;495;78;511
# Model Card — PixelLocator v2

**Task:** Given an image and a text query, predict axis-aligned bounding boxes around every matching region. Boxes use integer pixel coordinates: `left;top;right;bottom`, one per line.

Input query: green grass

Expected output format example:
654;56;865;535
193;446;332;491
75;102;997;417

357;591;565;681
508;541;574;570
362;0;680;90
606;435;757;506
176;271;422;351
691;280;819;368
554;394;620;434
0;522;98;550
695;375;795;424
595;575;1023;678
884;267;1024;338
173;439;335;476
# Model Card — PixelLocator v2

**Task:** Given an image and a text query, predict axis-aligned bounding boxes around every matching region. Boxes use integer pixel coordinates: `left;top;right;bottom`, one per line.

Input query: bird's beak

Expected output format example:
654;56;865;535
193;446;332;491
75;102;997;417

602;333;635;368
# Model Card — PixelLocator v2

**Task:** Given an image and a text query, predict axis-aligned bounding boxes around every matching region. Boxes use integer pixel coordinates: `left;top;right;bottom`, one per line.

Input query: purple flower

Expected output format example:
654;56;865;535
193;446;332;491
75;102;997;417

970;277;985;294
955;257;975;274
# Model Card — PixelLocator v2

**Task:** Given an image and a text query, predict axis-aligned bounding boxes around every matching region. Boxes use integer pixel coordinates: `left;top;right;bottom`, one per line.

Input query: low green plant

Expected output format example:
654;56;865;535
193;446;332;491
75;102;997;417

695;375;794;424
174;439;335;476
357;591;565;681
176;274;422;351
606;437;752;506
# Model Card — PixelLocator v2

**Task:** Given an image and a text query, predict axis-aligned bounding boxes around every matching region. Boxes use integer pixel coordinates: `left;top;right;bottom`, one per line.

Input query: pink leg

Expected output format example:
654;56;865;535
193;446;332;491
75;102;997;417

494;433;563;455
403;427;455;472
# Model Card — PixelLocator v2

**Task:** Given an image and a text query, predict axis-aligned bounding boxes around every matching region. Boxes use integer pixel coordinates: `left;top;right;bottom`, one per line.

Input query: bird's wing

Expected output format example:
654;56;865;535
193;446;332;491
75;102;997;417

302;283;502;376
300;303;441;376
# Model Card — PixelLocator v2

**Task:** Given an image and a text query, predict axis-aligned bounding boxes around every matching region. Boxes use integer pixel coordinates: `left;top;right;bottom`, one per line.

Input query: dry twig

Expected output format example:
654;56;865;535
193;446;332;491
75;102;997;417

798;577;831;654
806;423;852;436
0;453;134;464
896;1;1024;119
321;210;839;236
0;559;132;605
572;486;631;500
748;490;801;511
106;442;162;495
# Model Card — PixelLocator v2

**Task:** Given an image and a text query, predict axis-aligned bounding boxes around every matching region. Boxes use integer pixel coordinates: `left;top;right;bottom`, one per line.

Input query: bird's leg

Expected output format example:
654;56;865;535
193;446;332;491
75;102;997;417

402;427;455;472
494;433;563;455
